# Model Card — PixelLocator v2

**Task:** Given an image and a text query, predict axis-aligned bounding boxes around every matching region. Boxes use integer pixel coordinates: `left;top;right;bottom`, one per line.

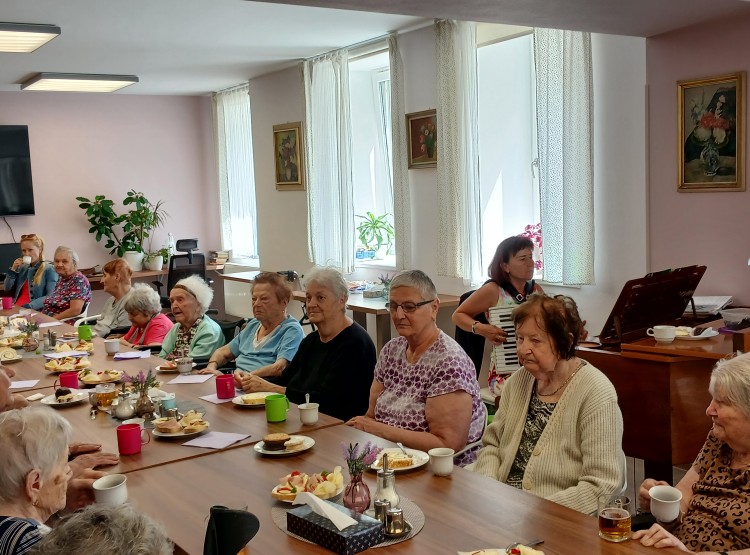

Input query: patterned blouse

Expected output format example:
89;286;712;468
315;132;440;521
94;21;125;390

41;271;92;317
674;431;750;551
506;394;556;489
373;331;486;466
168;315;203;360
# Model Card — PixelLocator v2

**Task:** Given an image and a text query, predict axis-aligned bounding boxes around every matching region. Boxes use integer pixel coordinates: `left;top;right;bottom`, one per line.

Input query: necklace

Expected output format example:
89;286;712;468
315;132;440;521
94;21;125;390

537;360;585;397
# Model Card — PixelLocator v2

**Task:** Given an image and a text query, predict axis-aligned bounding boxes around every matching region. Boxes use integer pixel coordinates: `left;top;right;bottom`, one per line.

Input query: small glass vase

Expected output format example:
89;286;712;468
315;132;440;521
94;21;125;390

134;390;154;419
342;472;371;514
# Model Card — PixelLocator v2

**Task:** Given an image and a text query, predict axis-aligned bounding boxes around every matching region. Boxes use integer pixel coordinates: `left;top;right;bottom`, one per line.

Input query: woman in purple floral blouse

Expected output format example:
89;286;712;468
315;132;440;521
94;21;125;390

347;270;486;466
41;246;92;320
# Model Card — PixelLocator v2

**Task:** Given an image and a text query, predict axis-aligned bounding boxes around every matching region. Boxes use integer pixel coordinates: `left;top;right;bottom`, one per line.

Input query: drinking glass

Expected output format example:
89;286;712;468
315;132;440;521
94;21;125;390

598;494;632;542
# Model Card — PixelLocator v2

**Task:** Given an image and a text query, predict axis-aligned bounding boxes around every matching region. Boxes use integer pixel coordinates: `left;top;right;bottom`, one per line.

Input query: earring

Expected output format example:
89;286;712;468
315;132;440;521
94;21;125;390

32;499;39;507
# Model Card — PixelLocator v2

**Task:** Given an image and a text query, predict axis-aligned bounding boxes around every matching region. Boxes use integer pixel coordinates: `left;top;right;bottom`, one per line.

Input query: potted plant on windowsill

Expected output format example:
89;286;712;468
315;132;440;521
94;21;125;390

76;190;168;271
355;212;394;260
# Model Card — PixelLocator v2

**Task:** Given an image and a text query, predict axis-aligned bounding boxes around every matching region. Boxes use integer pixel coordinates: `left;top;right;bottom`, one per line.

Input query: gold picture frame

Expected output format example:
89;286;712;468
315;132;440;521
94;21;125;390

406;109;437;169
273;121;305;191
678;72;745;192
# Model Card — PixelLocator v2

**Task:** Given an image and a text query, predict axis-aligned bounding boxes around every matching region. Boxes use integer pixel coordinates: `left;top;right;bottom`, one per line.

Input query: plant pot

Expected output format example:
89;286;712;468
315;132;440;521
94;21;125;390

122;251;145;272
144;256;164;271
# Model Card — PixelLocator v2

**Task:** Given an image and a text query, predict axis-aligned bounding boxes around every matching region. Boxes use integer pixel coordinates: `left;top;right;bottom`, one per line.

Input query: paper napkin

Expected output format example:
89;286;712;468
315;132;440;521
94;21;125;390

10;380;39;389
113;351;152;360
38;321;63;328
199;393;234;404
44;351;89;359
167;374;213;384
293;492;357;531
26;393;46;401
182;432;249;449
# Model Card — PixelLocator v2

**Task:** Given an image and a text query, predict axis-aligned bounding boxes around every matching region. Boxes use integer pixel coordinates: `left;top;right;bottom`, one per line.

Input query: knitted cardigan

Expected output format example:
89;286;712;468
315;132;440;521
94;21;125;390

473;362;624;514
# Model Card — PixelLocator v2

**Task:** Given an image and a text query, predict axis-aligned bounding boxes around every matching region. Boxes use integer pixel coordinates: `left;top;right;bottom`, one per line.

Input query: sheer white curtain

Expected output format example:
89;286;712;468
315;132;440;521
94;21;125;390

435;20;483;284
534;28;594;285
388;34;411;270
303;51;355;272
212;83;258;260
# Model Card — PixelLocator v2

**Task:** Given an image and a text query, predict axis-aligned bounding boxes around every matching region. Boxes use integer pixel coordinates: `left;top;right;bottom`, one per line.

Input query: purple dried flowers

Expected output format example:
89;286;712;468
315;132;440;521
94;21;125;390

122;369;157;393
341;441;382;476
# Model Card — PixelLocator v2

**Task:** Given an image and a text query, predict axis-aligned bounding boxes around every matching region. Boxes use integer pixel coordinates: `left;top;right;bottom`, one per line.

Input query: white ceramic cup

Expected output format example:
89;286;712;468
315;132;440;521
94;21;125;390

646;325;676;343
176;357;193;374
298;402;320;425
428;447;455;476
22;256;32;265
93;474;128;506
649;485;682;523
104;338;120;355
122;417;146;429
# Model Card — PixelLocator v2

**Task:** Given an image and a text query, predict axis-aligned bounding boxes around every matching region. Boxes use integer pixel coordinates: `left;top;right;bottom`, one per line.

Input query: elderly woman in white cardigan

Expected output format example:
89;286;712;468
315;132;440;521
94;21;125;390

473;294;624;515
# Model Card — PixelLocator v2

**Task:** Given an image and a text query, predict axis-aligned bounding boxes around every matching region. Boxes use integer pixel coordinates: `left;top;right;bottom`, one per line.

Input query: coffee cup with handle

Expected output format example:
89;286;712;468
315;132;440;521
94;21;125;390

93;474;128;506
646;325;676;343
265;393;290;423
428;447;455;476
298;402;319;425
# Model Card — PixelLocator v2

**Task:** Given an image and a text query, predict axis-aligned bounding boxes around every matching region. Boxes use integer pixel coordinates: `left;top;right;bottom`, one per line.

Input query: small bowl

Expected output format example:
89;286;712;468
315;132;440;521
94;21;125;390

720;308;750;330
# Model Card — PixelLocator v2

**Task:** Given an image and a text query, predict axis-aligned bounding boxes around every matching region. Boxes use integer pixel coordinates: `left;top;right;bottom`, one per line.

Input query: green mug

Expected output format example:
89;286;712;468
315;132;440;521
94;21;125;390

78;325;93;341
265;394;290;423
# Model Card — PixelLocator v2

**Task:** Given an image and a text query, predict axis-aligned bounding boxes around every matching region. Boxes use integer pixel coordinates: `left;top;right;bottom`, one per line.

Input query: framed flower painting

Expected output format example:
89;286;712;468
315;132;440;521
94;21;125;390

273;121;305;191
406;109;437;169
678;72;745;192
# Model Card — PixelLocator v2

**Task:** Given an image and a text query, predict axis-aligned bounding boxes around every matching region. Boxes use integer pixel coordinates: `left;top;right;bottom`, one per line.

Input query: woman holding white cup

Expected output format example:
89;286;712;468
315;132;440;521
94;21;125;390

3;233;58;309
633;352;750;553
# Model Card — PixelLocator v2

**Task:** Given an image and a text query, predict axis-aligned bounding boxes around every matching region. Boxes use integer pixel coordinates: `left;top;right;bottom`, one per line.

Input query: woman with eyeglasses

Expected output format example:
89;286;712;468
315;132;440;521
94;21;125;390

3;234;58;310
347;270;486;466
235;266;376;421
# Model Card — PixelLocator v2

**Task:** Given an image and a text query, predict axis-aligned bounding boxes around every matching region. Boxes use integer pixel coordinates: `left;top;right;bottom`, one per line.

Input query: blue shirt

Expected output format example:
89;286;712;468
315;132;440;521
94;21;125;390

228;315;304;372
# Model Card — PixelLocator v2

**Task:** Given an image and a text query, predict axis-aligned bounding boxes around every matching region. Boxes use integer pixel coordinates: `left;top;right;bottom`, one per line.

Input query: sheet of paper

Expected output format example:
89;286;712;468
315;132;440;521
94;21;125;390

182;432;249;449
38;321;63;328
44;351;89;359
199;393;234;405
25;393;46;401
10;380;39;389
167;374;213;384
113;351;152;360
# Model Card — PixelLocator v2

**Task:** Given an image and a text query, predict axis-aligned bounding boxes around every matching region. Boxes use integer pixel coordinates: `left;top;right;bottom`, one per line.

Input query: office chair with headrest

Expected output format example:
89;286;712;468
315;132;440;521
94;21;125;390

276;270;315;331
153;239;211;308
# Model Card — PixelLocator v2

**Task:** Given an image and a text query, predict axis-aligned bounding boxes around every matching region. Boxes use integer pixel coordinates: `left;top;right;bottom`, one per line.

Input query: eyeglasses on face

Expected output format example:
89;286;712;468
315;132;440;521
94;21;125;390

385;299;435;313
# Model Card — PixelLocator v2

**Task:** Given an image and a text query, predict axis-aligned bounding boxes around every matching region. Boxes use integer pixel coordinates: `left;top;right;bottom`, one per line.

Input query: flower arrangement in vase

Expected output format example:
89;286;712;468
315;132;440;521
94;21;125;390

688;91;734;176
123;369;159;418
341;441;382;513
20;318;40;351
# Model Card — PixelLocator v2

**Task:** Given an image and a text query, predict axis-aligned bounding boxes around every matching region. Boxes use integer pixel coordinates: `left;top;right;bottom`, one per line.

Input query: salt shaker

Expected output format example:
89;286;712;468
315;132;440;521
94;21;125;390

373;453;400;508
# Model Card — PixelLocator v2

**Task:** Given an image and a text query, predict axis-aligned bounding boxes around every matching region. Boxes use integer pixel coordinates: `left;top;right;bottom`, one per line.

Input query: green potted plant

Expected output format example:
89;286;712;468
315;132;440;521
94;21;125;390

144;247;170;272
355;212;394;259
76;190;168;271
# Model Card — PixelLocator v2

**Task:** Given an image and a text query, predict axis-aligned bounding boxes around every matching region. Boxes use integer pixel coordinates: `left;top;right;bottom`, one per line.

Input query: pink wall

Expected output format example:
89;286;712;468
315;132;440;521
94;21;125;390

0;92;219;268
647;14;750;304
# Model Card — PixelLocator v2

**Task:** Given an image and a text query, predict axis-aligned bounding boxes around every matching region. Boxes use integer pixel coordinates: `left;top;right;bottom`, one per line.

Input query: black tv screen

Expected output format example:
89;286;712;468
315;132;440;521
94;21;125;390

0;126;35;216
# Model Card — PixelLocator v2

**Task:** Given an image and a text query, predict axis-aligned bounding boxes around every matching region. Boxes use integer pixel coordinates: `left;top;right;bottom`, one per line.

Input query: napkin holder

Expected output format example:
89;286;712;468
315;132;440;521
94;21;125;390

287;501;384;555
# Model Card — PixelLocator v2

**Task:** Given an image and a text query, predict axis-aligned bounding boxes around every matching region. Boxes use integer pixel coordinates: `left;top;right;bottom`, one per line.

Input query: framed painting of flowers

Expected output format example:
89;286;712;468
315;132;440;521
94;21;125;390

406;109;437;169
678;72;745;192
273;121;305;191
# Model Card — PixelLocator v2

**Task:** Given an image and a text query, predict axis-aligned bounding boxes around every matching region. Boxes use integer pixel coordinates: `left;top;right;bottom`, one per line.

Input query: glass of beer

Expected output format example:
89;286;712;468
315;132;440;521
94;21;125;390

598;494;632;542
94;383;117;408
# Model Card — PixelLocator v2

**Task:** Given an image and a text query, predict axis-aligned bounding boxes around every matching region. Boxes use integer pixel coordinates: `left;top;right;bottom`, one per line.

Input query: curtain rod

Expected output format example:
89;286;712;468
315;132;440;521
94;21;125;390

215;81;249;95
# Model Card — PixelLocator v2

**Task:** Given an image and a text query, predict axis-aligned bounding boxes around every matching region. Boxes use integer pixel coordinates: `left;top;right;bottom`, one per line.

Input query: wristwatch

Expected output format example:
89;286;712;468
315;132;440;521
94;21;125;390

471;321;480;334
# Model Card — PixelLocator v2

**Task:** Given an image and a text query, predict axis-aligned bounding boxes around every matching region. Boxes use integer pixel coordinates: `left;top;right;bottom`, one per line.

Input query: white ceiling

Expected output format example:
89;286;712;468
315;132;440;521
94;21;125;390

2;0;749;96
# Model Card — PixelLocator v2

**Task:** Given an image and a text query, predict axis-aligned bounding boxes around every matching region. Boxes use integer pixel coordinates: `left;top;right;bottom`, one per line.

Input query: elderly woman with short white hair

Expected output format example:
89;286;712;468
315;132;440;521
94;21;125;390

120;284;174;348
159;275;224;360
0;407;72;555
41;246;92;320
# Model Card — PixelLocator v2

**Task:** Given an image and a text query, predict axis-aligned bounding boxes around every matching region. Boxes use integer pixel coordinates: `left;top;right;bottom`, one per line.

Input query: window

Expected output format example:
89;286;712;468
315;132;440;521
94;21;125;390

477;33;541;277
349;51;395;268
213;84;259;265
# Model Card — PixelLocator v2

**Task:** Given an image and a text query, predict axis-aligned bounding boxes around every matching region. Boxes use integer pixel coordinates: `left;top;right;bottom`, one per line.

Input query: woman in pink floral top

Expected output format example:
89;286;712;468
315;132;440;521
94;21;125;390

41;246;92;320
347;270;486;466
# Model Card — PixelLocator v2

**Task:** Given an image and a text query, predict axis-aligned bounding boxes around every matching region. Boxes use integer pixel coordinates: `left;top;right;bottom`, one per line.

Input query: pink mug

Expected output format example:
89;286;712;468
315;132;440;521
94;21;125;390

117;423;150;455
1;297;12;310
54;372;79;389
216;374;235;399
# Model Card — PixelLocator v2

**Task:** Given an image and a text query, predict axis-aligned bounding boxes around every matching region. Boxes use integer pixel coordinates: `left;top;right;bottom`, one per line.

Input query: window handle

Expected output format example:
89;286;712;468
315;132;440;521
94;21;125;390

531;157;540;179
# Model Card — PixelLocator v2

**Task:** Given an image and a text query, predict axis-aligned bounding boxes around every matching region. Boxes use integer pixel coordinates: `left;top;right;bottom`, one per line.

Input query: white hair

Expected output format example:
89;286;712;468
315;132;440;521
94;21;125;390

55;245;79;265
0;407;71;503
124;283;162;316
303;266;349;302
172;275;213;314
710;352;750;418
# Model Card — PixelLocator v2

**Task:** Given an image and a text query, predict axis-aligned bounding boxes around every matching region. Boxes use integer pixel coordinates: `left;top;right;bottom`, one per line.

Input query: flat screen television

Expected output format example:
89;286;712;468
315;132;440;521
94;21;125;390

0;125;36;216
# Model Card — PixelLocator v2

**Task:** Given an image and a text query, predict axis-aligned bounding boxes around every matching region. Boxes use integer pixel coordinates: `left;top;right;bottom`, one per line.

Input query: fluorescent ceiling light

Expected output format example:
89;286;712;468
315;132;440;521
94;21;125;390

0;22;60;53
21;73;139;93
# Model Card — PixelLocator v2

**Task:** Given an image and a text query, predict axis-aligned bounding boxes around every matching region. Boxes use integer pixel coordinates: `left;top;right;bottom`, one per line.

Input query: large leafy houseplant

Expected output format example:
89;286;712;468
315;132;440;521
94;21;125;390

355;212;394;253
76;190;168;256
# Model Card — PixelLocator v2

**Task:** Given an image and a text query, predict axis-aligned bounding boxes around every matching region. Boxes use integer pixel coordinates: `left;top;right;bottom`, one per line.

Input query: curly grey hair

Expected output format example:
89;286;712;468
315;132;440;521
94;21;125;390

710;352;750;418
389;270;437;301
54;245;79;266
171;275;214;314
0;407;71;504
303;266;349;303
123;283;162;316
29;503;173;555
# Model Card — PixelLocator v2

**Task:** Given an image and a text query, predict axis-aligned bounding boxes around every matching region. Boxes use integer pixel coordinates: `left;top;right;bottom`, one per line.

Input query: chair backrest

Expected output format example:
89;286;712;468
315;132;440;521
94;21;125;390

454;290;488;378
166;252;207;292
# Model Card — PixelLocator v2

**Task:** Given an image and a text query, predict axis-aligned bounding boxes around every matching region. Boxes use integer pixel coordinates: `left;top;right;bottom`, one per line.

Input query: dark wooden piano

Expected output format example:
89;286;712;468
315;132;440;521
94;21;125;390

576;265;748;483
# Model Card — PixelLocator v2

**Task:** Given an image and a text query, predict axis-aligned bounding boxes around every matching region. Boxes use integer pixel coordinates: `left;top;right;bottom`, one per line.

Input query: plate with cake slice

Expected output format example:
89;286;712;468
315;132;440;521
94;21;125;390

41;388;87;407
254;434;315;456
368;447;429;472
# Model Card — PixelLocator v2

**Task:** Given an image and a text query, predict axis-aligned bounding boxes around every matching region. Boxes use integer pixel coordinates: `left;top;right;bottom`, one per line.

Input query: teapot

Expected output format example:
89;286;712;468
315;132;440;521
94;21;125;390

113;391;136;420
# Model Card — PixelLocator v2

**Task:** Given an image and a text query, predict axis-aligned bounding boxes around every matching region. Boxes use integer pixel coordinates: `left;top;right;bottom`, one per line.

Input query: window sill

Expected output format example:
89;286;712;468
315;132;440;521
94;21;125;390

355;254;396;271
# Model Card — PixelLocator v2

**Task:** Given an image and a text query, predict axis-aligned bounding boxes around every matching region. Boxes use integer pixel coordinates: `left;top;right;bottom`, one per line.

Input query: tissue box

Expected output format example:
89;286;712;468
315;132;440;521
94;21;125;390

287;502;384;555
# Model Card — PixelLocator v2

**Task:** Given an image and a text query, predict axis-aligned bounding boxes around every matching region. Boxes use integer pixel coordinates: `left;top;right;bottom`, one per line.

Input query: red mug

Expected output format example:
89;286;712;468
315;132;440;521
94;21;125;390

1;297;12;310
117;423;150;455
216;375;235;399
54;372;79;390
